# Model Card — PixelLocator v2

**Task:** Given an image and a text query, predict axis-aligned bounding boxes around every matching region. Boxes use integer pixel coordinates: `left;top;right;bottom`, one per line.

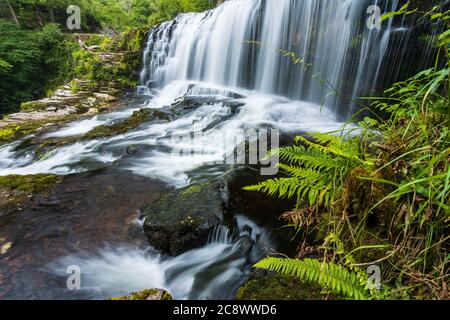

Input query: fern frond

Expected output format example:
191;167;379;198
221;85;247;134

277;164;333;205
296;135;372;167
276;145;346;173
244;165;335;206
254;257;369;300
243;178;301;199
306;132;343;147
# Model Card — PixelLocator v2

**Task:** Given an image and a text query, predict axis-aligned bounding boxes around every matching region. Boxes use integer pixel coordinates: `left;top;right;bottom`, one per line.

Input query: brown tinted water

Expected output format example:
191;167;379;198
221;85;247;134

0;167;169;299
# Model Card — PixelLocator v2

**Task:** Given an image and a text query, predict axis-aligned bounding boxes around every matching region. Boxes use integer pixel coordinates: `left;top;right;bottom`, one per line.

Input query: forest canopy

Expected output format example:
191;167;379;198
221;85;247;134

1;0;218;31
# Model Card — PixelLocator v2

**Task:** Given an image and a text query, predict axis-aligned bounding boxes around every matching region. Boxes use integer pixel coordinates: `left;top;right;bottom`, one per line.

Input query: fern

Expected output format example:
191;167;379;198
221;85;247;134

245;132;373;208
254;257;369;300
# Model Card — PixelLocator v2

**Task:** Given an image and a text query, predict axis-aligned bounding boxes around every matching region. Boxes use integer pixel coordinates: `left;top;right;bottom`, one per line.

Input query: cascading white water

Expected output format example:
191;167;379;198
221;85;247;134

140;0;401;116
0;0;420;185
0;0;439;300
51;215;271;300
0;81;349;185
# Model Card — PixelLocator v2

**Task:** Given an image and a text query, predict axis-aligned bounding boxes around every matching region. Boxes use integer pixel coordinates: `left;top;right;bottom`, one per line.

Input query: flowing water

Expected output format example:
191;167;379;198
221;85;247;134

0;0;438;299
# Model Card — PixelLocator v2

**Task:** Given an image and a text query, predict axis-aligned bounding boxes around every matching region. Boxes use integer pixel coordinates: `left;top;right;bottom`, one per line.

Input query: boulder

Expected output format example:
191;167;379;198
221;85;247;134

21;99;62;112
142;181;223;256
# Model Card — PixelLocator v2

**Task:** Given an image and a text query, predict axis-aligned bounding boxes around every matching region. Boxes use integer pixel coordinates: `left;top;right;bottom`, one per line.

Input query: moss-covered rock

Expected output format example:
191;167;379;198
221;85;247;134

143;180;222;256
111;288;173;300
83;108;168;140
0;114;78;146
0;174;63;210
235;270;328;300
20;101;51;112
72;28;148;91
0;127;20;144
0;174;62;193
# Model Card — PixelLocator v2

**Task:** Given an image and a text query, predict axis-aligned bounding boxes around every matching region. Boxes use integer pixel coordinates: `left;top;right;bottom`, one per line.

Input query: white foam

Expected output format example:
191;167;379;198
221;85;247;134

0;81;356;185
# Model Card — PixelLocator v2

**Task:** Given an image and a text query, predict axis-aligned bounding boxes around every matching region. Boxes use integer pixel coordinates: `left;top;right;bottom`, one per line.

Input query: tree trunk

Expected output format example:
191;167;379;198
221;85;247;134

49;7;55;22
36;6;43;27
7;1;20;27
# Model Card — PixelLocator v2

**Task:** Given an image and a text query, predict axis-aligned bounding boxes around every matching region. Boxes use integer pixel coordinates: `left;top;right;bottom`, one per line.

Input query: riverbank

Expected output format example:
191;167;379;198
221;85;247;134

0;28;148;146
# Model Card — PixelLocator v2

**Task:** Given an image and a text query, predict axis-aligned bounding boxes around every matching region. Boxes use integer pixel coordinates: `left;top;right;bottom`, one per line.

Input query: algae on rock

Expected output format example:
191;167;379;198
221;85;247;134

111;288;173;301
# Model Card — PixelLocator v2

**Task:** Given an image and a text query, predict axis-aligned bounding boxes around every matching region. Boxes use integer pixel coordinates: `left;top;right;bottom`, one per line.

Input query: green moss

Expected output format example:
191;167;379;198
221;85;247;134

68;29;147;91
235;273;329;300
111;289;173;301
116;28;148;53
0;127;20;143
83;109;153;140
0;174;62;193
180;185;202;197
20;101;49;111
0;114;78;146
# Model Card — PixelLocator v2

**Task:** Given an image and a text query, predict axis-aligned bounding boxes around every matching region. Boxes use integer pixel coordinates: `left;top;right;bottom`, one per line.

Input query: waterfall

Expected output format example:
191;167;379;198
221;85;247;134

0;0;437;184
139;0;421;117
1;0;443;301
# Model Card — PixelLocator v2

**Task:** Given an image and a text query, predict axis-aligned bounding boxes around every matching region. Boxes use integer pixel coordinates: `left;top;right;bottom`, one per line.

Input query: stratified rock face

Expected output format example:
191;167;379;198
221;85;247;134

142;181;223;256
112;288;173;300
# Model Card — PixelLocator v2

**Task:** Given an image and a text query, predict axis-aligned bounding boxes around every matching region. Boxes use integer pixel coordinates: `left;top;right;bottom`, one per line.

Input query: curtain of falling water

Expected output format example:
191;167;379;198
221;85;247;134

139;0;425;117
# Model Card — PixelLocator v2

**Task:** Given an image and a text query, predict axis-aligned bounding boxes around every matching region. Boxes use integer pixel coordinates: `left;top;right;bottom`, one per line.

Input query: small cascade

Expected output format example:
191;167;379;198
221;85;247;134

51;216;271;300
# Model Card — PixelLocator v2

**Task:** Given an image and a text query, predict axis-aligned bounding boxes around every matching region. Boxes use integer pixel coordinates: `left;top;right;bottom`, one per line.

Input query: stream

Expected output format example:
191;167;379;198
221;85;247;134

0;0;433;300
0;82;346;299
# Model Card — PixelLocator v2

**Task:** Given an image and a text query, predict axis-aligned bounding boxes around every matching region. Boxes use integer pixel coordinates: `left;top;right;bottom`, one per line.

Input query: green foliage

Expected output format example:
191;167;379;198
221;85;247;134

244;133;374;208
2;0;218;32
255;257;369;300
0;0;217;115
0;19;71;114
249;5;450;300
381;3;417;22
144;0;216;26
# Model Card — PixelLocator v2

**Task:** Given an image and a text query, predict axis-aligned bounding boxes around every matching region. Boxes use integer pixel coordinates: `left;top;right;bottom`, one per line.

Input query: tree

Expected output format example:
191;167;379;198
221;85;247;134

6;1;20;27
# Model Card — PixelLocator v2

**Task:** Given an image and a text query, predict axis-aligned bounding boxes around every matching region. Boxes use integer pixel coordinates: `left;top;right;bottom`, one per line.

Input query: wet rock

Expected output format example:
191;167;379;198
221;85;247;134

170;95;245;117
93;93;119;102
1;241;13;255
234;270;327;300
112;288;173;300
82;108;154;140
223;167;298;255
87;108;99;115
142;181;223;256
126;145;140;155
0;174;62;193
21;99;60;111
